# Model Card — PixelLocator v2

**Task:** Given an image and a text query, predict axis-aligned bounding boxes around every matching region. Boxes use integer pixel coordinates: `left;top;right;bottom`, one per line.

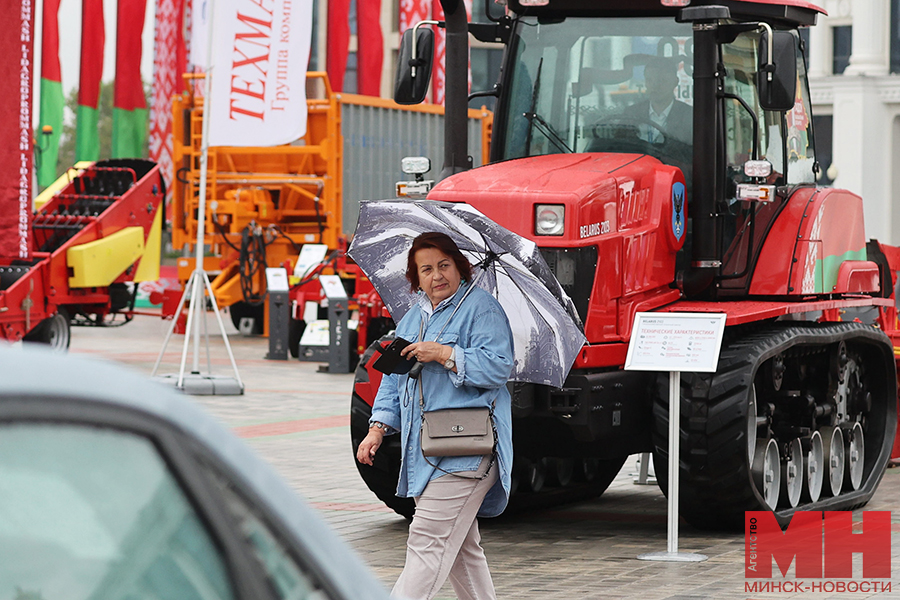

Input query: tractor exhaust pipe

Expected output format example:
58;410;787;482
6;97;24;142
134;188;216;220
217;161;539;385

440;0;471;180
683;16;722;297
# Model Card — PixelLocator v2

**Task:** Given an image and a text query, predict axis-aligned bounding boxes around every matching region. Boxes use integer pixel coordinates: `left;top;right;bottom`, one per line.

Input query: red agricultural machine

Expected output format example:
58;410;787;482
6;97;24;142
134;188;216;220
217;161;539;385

0;159;164;349
350;0;900;529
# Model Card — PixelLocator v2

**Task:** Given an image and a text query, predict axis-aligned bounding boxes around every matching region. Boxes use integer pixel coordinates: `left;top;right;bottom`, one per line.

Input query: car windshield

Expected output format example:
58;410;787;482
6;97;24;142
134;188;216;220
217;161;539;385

500;16;694;167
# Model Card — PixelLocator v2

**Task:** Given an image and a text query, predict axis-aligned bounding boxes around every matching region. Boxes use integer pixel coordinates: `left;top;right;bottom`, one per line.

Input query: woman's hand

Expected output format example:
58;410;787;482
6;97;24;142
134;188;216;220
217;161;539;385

402;341;451;365
357;429;384;465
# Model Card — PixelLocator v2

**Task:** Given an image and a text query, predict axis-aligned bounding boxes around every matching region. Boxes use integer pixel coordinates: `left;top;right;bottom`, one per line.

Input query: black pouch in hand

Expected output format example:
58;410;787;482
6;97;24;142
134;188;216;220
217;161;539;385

372;338;416;374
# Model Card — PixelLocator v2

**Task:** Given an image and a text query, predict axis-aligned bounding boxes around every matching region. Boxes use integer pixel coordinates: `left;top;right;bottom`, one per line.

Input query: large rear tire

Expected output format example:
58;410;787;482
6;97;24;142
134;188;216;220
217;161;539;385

350;338;415;519
23;307;70;351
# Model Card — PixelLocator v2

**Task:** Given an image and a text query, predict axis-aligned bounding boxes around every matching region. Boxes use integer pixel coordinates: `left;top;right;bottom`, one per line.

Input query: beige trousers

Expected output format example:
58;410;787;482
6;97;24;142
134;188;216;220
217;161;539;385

391;456;498;600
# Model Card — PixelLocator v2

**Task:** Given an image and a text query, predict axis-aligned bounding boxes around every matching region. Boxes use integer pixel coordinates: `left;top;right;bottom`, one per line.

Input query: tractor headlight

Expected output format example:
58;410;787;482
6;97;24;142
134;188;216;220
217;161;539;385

401;156;431;176
535;204;565;236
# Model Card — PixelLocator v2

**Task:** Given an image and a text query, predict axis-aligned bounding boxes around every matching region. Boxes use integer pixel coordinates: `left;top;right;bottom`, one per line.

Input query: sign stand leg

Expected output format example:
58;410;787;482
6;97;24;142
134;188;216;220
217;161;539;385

633;452;656;485
150;11;244;396
638;370;708;562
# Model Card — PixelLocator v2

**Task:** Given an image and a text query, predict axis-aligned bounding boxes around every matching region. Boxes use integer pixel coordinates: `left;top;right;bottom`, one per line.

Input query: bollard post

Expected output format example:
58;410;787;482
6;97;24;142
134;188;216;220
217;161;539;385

265;268;291;360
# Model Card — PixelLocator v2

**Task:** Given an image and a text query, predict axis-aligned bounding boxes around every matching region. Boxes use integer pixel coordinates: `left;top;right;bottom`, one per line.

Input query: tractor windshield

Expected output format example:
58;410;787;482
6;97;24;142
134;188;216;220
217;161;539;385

500;16;694;172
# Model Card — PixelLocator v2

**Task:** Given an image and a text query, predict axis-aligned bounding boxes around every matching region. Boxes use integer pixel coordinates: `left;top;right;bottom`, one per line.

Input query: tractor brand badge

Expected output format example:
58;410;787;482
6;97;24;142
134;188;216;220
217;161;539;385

672;182;686;241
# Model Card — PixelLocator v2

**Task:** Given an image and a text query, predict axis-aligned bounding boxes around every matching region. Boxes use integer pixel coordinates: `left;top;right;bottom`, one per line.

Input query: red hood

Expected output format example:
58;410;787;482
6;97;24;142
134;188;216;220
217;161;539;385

428;153;665;244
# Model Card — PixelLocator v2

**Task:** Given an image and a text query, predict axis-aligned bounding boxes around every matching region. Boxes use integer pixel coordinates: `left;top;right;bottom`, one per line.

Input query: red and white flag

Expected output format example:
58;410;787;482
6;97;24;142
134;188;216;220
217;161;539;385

427;0;471;105
431;0;445;104
208;0;314;146
399;0;429;32
149;0;187;199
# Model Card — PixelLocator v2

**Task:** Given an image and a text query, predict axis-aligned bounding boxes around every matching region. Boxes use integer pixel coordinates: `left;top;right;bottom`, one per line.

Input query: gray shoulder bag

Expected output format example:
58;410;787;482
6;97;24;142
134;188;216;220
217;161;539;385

414;310;496;479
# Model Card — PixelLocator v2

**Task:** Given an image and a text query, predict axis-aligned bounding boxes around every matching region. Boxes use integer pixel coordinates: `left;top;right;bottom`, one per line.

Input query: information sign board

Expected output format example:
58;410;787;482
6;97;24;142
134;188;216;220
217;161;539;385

265;267;290;292
319;275;348;300
625;312;727;373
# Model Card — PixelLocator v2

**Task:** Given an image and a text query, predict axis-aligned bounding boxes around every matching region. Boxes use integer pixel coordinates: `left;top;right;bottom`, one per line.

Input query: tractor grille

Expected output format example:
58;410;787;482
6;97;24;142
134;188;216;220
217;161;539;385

539;246;598;323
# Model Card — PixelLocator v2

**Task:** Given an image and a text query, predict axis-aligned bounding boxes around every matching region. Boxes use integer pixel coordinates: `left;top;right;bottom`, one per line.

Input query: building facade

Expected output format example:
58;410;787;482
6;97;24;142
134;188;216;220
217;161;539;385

807;0;900;245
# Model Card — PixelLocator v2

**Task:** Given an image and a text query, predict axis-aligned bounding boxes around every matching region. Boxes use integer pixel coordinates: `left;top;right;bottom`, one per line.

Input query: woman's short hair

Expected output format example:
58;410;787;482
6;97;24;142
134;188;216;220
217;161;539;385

406;232;473;291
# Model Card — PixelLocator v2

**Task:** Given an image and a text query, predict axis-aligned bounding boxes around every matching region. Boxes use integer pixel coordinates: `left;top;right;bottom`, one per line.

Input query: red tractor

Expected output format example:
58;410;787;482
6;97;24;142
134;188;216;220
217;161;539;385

351;0;900;528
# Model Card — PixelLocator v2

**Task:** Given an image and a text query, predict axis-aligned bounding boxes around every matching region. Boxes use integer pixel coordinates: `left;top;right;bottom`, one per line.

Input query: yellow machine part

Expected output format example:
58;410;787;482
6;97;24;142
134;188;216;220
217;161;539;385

34;161;94;210
67;227;145;288
133;208;163;283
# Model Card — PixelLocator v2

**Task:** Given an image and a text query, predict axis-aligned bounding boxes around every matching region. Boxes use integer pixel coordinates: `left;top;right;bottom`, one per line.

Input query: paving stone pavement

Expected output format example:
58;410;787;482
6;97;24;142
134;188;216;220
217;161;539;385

65;313;900;600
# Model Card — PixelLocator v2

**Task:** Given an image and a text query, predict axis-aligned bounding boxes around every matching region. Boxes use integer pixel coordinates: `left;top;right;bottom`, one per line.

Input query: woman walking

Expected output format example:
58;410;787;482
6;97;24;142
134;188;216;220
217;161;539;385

357;231;514;600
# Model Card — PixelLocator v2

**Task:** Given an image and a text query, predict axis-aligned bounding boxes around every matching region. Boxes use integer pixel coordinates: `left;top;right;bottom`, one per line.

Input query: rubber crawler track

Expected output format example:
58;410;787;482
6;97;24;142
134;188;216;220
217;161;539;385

652;321;897;530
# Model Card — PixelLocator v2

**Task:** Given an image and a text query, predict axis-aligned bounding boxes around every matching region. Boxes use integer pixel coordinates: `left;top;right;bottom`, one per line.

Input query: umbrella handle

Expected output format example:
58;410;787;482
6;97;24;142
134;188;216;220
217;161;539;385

409;361;424;379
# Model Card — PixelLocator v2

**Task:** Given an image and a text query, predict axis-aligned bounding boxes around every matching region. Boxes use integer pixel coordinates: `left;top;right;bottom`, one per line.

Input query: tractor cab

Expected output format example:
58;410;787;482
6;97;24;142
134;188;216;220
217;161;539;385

492;1;823;298
397;0;825;299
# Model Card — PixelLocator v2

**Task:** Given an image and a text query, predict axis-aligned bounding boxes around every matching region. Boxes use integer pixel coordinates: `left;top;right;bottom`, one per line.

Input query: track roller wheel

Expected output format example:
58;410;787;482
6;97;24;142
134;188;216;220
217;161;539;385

522;458;548;492
746;384;767;463
821;426;845;497
752;438;780;509
545;457;575;487
781;438;804;508
576;458;600;483
845;421;865;491
803;431;824;503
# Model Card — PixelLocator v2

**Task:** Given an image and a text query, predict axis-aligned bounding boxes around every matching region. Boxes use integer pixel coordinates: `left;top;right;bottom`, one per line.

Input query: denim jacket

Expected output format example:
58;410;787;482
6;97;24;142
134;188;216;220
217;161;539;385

369;281;514;517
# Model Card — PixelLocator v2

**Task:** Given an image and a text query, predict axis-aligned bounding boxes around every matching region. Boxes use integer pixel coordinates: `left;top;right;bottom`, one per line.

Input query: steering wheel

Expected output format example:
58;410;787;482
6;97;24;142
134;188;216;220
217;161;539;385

586;114;692;166
586;115;656;154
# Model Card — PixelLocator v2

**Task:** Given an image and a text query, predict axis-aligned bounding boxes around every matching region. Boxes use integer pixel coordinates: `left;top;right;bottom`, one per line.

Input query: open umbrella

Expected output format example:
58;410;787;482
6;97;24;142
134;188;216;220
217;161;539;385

348;199;586;388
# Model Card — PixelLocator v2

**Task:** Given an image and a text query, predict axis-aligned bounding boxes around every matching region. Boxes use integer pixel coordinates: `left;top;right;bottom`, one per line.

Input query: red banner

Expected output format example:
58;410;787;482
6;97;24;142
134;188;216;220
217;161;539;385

79;0;104;110
76;0;105;162
327;0;351;91
0;0;35;259
357;0;384;95
112;0;148;159
37;0;63;186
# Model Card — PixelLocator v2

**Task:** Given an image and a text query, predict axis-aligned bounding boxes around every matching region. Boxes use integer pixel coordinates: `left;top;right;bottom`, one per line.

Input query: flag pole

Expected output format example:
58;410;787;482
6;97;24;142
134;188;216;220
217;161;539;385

152;0;243;395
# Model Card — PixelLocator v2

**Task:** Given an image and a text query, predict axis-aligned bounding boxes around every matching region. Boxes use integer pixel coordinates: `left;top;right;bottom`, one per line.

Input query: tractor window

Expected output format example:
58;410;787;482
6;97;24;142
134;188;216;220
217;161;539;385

722;32;767;179
784;32;817;185
501;16;693;172
721;30;816;189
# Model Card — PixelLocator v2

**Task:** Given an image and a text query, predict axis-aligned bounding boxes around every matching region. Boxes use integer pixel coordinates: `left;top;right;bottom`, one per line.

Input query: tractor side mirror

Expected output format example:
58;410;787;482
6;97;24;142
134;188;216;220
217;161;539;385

757;30;797;111
394;26;435;105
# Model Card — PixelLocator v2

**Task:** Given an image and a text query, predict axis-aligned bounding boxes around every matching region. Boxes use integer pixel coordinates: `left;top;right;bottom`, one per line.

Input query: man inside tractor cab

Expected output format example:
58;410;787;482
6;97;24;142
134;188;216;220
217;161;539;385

626;56;692;145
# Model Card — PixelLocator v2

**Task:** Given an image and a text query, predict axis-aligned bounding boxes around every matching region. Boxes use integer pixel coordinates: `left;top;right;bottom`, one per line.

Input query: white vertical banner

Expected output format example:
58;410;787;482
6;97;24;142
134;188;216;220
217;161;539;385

208;0;313;147
190;0;210;70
